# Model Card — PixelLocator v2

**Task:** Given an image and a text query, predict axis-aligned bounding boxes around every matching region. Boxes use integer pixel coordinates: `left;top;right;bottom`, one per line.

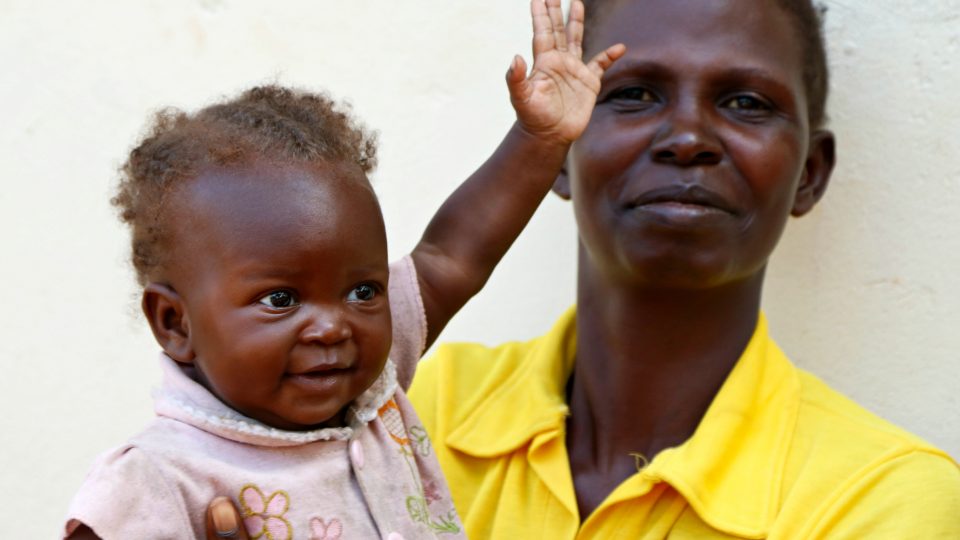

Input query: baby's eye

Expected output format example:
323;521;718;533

258;290;299;309
347;284;378;303
722;95;770;111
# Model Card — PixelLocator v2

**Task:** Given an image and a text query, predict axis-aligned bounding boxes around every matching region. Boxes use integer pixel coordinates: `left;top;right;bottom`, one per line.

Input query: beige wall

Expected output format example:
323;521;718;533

1;1;957;536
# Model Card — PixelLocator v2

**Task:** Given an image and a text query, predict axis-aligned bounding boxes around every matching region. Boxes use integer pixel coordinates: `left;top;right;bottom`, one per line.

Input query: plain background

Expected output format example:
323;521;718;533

1;1;958;537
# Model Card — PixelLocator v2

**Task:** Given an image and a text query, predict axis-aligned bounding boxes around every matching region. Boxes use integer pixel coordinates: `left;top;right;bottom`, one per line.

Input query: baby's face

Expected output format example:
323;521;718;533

163;161;392;430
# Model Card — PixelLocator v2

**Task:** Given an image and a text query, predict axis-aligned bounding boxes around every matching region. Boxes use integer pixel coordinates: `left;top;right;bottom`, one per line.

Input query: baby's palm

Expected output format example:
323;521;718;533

508;0;625;145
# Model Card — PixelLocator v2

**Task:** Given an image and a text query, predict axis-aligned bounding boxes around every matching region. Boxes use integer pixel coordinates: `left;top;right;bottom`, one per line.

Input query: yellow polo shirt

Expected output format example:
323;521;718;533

409;308;959;538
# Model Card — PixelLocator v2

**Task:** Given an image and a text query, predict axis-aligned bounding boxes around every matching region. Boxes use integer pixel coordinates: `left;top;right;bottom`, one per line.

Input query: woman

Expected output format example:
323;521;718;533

407;0;959;538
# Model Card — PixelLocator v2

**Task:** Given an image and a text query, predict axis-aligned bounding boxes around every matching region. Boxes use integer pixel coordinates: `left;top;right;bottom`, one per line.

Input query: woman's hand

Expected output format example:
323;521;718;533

205;497;250;540
507;0;625;146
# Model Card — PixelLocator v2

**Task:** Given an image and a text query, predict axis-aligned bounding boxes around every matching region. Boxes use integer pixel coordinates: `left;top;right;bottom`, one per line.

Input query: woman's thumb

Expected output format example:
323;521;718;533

206;496;249;539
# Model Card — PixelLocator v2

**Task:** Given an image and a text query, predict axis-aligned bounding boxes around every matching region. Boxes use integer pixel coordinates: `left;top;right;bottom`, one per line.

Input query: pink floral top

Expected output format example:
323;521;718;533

63;257;464;540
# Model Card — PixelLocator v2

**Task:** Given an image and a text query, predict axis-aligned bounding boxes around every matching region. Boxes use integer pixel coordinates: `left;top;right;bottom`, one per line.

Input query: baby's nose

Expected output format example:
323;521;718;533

299;307;352;345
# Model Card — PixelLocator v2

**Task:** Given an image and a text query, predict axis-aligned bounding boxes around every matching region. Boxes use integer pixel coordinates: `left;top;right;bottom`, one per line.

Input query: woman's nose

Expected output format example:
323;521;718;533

299;306;352;345
650;101;723;166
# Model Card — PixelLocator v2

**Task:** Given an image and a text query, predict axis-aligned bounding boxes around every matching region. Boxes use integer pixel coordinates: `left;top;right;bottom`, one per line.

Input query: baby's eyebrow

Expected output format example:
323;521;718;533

231;265;301;282
231;264;390;284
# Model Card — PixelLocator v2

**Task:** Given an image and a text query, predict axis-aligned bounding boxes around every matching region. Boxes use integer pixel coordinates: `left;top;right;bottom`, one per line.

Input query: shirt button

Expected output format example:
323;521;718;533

350;439;365;469
386;533;404;540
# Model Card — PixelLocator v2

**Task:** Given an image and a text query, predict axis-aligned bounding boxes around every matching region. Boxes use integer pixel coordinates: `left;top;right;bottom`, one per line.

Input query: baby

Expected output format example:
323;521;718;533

63;1;623;539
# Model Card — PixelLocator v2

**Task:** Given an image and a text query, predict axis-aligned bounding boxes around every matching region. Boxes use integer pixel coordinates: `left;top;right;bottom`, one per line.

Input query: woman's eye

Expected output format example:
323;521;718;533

347;284;377;303
608;87;656;103
723;95;770;111
258;290;298;309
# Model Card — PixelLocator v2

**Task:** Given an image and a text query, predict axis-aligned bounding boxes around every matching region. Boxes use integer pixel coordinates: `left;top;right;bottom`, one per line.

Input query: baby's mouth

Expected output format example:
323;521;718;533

284;365;353;392
292;367;349;377
287;358;354;379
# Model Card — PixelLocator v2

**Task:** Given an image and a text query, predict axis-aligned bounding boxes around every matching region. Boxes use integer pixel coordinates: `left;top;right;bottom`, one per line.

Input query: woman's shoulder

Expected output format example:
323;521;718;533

775;367;960;536
792;367;949;458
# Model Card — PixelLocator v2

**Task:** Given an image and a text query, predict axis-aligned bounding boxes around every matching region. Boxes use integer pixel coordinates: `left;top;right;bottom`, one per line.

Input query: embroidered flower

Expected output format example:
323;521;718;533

309;517;343;540
378;399;409;446
378;400;461;534
422;479;443;505
408;425;432;457
239;484;292;540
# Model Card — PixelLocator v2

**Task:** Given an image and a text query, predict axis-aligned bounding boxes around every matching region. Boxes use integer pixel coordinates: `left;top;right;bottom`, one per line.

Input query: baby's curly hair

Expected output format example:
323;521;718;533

113;85;378;285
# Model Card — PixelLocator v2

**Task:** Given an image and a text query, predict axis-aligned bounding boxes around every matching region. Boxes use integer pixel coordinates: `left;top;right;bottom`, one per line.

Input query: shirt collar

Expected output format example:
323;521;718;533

644;313;800;538
445;308;799;538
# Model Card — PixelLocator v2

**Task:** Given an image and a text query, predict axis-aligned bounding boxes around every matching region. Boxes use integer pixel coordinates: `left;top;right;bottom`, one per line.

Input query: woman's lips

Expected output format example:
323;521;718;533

624;184;739;225
637;200;730;218
628;185;738;215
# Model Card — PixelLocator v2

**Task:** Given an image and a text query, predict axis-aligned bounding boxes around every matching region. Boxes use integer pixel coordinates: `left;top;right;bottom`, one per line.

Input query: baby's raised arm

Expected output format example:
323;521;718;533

411;0;624;348
194;6;622;538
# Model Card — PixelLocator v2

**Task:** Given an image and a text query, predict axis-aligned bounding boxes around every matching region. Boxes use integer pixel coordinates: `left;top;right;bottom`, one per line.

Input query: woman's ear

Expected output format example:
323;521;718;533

552;163;572;200
792;129;836;217
142;283;195;363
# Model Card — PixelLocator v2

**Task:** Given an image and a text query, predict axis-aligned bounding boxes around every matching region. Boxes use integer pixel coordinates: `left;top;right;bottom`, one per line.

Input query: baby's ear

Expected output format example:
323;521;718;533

792;129;836;217
552;164;572;200
142;283;195;363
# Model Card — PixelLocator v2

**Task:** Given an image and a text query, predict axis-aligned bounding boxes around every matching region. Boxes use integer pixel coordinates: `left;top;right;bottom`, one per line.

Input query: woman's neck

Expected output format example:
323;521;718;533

567;250;765;476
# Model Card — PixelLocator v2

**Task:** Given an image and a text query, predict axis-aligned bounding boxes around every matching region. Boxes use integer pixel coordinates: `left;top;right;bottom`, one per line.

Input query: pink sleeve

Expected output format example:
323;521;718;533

388;255;428;390
63;445;191;539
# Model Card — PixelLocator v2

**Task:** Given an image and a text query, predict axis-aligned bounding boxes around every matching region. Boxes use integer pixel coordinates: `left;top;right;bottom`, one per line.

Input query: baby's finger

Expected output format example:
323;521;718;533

506;55;533;105
567;0;585;58
546;0;568;51
205;496;250;540
587;43;627;78
530;0;555;56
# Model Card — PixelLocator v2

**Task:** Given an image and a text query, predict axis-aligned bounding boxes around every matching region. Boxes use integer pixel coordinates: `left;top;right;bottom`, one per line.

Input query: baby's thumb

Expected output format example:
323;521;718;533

206;496;249;540
506;55;532;104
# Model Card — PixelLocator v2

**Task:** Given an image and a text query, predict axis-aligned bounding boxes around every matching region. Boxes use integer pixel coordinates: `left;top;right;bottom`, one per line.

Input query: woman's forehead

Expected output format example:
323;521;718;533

585;0;801;54
585;0;805;76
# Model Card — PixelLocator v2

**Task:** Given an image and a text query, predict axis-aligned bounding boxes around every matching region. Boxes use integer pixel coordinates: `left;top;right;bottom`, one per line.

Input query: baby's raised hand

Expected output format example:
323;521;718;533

507;0;625;145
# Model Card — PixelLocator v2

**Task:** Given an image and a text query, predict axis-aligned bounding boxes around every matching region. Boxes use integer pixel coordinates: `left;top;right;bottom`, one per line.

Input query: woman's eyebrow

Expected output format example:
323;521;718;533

713;67;795;95
604;60;793;92
603;59;673;79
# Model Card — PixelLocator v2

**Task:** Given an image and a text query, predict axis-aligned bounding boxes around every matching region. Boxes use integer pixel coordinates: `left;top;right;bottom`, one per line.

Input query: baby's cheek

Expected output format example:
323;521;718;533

363;313;394;361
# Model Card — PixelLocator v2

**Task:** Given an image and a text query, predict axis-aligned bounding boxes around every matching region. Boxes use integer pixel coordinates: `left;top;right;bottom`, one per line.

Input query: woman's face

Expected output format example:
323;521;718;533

566;0;834;289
